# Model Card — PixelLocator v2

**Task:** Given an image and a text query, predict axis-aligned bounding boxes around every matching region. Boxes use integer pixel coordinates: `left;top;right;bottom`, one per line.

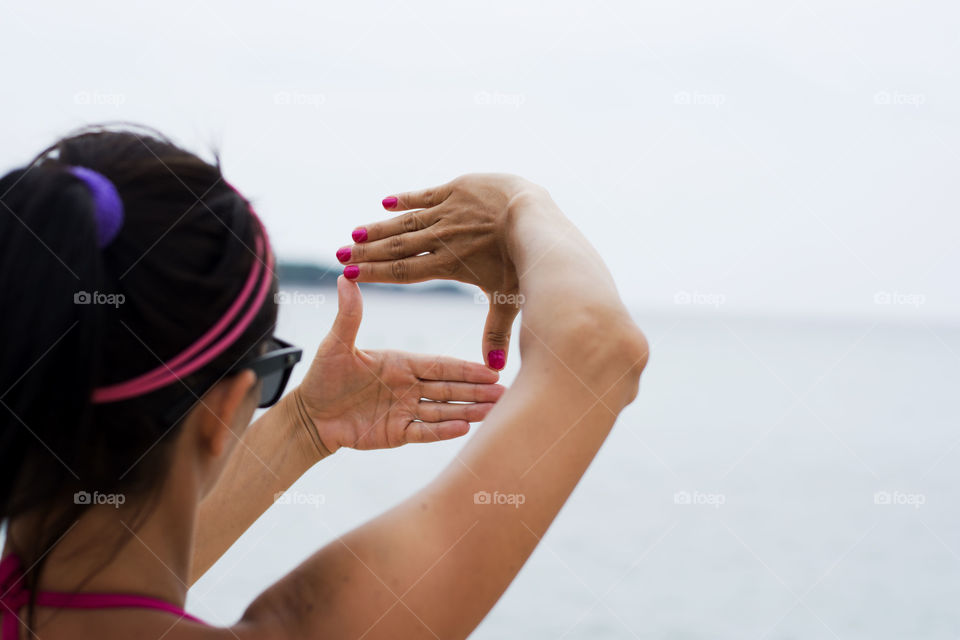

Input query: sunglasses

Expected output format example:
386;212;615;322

238;337;303;407
163;336;303;425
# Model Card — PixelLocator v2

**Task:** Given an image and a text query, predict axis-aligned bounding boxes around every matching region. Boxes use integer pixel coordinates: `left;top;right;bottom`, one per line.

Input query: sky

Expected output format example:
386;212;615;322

2;0;958;322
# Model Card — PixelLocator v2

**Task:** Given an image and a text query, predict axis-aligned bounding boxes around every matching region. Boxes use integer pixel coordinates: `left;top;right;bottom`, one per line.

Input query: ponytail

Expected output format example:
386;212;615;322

0;165;107;518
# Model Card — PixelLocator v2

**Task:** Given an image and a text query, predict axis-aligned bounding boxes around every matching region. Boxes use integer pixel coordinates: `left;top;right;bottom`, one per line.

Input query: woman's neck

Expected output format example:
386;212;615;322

4;479;198;606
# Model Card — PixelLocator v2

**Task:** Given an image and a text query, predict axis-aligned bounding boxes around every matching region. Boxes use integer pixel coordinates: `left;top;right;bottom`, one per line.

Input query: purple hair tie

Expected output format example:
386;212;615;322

68;166;124;248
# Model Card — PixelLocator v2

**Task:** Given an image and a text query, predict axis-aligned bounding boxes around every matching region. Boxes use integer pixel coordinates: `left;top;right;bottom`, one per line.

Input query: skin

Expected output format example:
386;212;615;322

3;175;648;640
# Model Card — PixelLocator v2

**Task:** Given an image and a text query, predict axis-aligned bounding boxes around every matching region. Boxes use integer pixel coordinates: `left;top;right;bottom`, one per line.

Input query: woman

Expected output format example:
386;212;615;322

0;126;647;639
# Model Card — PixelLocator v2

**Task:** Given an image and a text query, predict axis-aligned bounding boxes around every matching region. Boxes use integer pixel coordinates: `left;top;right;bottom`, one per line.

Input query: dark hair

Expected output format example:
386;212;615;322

0;124;278;626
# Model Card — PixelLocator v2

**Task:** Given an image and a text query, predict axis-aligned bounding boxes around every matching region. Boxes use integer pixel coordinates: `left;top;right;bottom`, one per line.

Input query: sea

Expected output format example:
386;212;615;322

181;285;960;639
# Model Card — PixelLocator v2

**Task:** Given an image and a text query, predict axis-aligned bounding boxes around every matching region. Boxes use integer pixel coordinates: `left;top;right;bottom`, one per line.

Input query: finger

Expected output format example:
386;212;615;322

416;401;495;423
344;254;446;284
382;183;453;212
483;301;520;371
419;381;506;403
340;229;437;264
404;420;470;444
329;276;363;347
352;210;439;244
412;355;501;383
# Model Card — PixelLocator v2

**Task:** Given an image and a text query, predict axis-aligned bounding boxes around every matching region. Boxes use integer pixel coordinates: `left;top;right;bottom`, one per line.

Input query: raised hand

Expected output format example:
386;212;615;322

292;275;505;454
337;173;541;370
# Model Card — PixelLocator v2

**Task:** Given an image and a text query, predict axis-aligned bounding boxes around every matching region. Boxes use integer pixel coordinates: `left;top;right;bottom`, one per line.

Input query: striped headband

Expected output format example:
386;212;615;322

92;204;274;404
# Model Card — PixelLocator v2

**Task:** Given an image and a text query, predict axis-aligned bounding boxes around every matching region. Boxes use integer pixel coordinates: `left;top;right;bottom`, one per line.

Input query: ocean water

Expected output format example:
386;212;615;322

187;287;960;639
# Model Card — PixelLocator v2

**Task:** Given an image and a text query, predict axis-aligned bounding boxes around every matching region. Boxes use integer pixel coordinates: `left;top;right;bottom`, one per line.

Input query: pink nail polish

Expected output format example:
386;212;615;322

352;227;368;243
382;196;398;209
336;246;351;263
344;265;360;280
487;350;505;370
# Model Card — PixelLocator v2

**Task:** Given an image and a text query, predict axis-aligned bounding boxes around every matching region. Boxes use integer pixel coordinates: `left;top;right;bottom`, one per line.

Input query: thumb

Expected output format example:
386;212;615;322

330;275;363;348
482;300;519;371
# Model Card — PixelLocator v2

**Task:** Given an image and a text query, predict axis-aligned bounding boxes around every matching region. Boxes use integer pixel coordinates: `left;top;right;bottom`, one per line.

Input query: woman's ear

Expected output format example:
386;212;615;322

193;369;259;458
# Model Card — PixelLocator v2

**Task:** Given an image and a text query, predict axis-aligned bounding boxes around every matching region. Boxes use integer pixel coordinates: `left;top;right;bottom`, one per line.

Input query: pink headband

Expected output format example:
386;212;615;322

92;214;274;404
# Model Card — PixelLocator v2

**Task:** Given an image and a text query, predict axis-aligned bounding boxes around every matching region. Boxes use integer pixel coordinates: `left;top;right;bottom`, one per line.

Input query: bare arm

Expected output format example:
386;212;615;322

192;275;505;585
240;176;648;640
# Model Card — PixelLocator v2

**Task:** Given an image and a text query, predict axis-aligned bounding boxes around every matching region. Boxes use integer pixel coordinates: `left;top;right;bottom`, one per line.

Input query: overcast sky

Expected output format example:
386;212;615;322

3;1;958;321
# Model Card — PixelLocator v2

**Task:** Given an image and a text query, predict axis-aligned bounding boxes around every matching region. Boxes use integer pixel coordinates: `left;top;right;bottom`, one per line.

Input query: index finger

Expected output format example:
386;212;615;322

411;355;501;383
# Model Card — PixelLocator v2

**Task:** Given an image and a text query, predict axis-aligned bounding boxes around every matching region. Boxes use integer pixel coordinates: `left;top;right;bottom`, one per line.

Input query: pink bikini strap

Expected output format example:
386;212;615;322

0;553;206;638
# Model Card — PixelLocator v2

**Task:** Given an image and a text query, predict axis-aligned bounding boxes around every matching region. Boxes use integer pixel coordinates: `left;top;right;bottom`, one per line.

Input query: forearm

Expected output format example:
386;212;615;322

190;389;329;584
506;188;635;350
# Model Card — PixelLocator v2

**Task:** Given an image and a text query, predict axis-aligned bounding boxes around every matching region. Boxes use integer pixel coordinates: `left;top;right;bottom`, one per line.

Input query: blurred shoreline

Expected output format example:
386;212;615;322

277;265;960;331
278;260;469;296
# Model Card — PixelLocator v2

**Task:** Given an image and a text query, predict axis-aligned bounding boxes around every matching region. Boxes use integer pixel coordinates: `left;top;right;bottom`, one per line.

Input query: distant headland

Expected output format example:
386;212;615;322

277;261;468;296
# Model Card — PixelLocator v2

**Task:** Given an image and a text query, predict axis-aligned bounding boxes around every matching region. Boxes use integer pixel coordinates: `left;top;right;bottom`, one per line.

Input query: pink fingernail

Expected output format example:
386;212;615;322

336;246;351;263
352;228;368;243
487;350;506;370
344;265;360;280
382;196;398;209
